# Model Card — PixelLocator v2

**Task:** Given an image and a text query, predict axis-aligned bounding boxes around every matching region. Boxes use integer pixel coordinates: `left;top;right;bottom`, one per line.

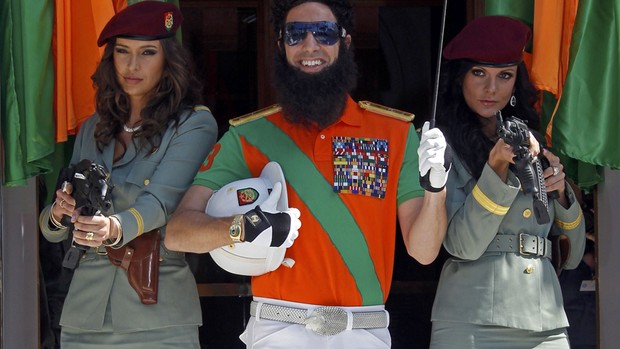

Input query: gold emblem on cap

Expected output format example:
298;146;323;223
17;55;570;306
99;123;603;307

164;11;174;32
523;209;532;218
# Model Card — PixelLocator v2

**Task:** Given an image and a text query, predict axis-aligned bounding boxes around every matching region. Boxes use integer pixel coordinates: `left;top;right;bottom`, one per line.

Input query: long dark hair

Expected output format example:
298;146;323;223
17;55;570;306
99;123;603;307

91;37;203;153
436;59;539;179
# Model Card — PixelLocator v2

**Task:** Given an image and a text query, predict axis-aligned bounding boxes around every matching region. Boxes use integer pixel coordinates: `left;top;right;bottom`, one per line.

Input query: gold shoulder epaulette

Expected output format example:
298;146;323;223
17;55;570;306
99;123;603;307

193;105;211;112
358;101;414;122
229;104;282;127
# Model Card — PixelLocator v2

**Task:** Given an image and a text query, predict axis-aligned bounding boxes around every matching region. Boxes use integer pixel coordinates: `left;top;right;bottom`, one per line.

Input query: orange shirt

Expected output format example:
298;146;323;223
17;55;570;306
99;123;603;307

195;97;424;306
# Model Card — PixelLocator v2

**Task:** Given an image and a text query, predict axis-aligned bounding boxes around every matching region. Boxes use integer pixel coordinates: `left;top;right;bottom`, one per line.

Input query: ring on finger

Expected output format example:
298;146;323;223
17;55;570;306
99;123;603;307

552;166;559;176
86;232;94;241
60;199;65;208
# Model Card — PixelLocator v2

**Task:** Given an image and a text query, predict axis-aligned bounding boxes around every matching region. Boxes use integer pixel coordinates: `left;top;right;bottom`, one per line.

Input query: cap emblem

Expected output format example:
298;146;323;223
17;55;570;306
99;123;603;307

164;11;174;32
97;2;184;46
237;188;260;206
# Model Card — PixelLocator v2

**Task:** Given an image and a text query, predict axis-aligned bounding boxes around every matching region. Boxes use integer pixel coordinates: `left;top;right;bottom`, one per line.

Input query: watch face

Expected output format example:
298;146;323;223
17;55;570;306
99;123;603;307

229;215;244;242
230;225;242;239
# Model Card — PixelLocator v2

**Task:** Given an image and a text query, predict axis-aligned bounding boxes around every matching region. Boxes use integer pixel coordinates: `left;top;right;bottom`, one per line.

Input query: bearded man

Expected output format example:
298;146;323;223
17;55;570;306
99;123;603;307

166;1;450;347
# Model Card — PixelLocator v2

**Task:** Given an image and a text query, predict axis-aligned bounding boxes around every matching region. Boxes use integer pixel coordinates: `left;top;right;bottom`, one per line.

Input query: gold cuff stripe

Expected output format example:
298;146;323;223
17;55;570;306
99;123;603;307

555;210;583;230
472;185;509;215
128;208;144;236
193;105;211;112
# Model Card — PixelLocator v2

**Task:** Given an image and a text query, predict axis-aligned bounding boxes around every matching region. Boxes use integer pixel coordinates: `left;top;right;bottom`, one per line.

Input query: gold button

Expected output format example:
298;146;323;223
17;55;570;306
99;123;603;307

525;265;535;274
523;209;532;218
144;179;150;186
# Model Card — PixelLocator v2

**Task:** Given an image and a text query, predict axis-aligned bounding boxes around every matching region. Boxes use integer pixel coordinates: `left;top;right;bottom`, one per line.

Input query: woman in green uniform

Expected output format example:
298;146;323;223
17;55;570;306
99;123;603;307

39;2;217;347
430;16;585;349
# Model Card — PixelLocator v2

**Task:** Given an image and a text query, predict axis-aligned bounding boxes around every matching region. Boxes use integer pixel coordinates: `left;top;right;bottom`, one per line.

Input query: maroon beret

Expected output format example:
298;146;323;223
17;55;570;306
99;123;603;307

97;1;183;47
443;16;531;66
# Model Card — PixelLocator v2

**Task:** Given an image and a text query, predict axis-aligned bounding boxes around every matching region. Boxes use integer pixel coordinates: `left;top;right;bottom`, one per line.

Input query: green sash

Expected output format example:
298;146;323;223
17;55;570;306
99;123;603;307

236;118;384;305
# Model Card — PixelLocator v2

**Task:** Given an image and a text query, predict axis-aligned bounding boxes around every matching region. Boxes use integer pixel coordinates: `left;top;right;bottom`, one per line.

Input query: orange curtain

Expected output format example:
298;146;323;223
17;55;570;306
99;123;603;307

53;0;127;142
530;0;579;99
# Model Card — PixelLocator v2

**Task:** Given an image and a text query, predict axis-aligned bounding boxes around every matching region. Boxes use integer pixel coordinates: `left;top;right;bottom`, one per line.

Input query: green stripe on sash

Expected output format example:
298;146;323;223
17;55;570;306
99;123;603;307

237;118;384;305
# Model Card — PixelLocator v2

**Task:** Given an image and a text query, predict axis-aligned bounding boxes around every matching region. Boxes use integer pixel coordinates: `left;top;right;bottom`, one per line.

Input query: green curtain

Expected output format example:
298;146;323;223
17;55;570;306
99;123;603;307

485;0;534;26
485;0;606;190
1;0;55;186
551;0;620;170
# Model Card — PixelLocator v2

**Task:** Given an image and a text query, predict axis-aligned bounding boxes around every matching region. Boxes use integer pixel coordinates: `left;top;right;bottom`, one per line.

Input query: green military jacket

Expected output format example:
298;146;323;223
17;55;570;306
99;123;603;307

431;155;585;331
40;107;217;332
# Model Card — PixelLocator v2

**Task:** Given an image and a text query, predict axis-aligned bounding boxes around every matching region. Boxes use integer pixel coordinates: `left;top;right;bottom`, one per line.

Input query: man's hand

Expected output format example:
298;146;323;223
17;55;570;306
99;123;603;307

242;182;301;248
243;206;301;248
418;121;452;192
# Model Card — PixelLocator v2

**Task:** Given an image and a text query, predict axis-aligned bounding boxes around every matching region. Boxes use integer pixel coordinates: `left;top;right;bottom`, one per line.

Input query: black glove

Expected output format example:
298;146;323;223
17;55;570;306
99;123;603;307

242;205;301;248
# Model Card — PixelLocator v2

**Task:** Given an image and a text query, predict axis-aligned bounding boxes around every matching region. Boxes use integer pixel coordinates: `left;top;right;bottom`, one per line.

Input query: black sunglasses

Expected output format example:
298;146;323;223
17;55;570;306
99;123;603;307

280;21;346;46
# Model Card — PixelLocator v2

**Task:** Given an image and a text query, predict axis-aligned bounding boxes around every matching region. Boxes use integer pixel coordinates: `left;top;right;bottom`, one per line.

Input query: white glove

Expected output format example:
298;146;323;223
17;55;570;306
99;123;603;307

418;121;452;192
243;182;301;248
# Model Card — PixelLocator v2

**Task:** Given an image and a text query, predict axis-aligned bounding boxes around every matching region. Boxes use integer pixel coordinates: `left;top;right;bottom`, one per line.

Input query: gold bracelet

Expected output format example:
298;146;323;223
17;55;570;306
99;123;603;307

103;216;123;247
48;202;67;230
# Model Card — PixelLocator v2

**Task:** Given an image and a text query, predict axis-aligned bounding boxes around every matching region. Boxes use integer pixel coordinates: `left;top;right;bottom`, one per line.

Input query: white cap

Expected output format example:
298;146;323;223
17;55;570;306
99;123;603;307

205;162;293;276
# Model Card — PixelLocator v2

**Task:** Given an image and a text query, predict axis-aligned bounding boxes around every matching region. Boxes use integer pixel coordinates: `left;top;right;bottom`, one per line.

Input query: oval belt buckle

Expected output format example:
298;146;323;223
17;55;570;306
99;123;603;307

305;306;348;336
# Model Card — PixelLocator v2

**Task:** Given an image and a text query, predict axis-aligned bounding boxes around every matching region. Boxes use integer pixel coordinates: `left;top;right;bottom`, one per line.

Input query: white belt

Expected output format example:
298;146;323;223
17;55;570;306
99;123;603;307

485;233;552;259
250;301;389;336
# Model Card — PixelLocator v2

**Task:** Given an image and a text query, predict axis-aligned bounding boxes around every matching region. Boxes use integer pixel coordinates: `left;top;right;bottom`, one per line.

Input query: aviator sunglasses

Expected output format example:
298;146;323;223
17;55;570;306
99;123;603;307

281;21;346;46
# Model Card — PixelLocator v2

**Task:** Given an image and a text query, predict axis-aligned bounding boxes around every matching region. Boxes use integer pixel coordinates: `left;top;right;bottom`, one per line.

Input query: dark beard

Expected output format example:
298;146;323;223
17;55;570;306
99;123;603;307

272;44;358;129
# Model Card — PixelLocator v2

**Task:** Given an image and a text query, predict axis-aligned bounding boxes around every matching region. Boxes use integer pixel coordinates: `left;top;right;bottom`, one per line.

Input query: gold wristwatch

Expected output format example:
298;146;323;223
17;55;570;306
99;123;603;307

229;214;244;242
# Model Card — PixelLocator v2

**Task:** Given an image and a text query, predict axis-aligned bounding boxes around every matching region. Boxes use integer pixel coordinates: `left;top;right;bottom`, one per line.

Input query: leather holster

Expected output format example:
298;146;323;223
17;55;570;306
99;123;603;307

551;233;571;275
106;230;160;304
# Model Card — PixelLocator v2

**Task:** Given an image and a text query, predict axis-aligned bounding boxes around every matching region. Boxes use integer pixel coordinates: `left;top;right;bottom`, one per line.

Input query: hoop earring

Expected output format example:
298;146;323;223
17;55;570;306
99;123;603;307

510;95;517;107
